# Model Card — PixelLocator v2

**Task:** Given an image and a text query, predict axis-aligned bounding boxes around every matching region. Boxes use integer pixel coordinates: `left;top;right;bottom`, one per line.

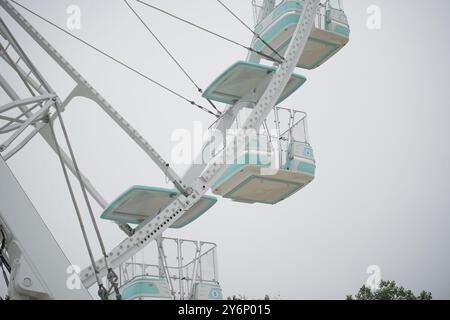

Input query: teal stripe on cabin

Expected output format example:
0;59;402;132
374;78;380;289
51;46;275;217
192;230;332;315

271;1;303;20
334;25;350;37
297;162;316;175
121;280;160;300
254;14;300;52
213;154;271;188
254;0;303;34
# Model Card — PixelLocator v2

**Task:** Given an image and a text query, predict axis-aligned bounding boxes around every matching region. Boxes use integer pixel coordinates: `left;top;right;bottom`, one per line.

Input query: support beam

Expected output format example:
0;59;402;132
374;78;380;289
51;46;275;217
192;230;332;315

0;99;52;152
0;114;25;124
3;120;44;160
0;94;55;114
0;16;53;93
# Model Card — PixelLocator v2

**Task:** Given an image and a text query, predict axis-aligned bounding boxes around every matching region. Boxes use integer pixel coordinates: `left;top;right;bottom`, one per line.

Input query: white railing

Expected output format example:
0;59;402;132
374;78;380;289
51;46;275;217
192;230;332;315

113;237;219;300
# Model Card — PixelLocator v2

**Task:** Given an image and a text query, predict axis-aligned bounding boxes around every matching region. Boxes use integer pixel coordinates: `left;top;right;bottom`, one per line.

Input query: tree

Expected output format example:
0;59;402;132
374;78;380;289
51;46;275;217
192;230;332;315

346;280;432;300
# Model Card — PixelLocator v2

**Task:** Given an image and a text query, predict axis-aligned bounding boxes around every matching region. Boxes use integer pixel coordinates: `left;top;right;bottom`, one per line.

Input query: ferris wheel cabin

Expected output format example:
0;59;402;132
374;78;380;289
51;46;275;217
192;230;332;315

253;0;350;69
202;61;307;105
101;186;217;228
211;108;316;205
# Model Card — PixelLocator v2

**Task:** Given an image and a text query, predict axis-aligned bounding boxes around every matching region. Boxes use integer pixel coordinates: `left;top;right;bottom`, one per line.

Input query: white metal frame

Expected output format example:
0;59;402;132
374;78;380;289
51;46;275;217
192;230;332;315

0;0;322;298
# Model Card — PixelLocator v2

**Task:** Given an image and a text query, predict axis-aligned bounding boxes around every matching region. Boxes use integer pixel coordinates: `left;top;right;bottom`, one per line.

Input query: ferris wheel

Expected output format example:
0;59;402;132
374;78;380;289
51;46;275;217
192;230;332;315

0;0;349;300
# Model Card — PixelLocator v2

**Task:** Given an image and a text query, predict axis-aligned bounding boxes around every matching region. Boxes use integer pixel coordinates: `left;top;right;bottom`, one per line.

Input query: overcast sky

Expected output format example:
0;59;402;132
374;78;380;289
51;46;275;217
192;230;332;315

1;0;450;299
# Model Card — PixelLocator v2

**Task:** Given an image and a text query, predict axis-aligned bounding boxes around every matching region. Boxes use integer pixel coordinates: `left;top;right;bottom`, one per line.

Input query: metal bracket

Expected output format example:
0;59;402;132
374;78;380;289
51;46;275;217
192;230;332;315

7;241;50;300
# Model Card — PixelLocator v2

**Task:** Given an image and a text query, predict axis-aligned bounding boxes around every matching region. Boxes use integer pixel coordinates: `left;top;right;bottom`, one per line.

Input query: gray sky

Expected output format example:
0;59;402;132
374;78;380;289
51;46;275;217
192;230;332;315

1;0;450;299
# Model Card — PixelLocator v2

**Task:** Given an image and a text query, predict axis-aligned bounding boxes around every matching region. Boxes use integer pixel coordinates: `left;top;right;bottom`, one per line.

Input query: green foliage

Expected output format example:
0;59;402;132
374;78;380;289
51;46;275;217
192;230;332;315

347;280;432;300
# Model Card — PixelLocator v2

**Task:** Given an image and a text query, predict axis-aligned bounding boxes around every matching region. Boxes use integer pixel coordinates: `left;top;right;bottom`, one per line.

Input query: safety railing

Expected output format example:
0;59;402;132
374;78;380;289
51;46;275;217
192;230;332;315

114;237;219;300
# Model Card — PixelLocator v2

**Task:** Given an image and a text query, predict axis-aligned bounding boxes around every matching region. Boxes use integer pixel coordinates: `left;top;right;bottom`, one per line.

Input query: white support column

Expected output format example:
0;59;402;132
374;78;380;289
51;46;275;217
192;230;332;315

0;156;92;299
